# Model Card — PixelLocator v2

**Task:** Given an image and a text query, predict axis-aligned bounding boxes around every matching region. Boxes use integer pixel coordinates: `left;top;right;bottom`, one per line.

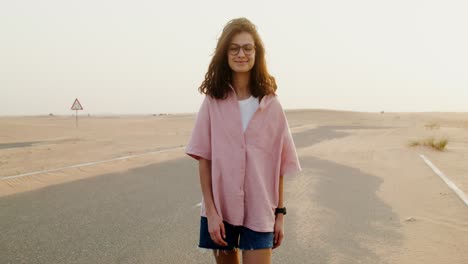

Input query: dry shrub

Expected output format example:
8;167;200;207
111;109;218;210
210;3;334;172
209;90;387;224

408;137;448;151
425;122;440;130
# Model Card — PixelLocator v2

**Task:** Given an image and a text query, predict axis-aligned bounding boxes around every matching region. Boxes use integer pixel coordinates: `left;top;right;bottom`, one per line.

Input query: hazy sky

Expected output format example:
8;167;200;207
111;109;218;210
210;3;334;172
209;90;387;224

1;0;467;115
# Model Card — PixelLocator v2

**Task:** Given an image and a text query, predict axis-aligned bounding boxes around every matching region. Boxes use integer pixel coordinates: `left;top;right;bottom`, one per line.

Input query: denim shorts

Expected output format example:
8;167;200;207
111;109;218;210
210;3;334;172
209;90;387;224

199;216;274;251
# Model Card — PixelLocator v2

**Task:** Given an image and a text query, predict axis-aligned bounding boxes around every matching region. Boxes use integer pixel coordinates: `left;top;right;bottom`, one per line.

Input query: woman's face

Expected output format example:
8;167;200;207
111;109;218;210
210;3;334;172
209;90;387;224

227;32;256;74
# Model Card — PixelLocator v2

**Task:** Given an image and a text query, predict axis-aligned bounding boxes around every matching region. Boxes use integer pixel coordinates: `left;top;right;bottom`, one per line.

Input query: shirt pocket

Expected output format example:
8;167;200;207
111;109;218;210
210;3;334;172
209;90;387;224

249;126;279;155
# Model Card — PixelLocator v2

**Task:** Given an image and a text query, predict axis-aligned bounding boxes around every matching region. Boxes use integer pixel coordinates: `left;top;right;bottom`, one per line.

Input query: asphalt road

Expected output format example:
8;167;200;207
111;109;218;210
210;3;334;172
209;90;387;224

0;126;400;263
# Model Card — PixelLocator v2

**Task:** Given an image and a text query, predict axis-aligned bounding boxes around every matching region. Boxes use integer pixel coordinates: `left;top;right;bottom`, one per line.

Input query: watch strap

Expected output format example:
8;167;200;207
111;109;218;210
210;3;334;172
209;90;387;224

275;207;287;215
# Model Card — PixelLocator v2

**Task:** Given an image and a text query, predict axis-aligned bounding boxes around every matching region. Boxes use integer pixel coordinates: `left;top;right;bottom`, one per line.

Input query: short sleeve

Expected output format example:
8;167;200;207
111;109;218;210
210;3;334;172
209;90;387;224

280;112;302;177
185;96;211;160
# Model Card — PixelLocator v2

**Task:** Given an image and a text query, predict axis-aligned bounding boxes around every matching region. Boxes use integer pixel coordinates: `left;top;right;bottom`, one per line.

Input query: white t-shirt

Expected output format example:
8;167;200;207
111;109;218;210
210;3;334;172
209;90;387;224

238;95;259;132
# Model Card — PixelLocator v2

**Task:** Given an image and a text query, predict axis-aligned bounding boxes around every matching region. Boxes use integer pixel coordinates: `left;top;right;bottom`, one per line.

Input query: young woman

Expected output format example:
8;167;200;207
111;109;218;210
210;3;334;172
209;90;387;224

185;18;301;264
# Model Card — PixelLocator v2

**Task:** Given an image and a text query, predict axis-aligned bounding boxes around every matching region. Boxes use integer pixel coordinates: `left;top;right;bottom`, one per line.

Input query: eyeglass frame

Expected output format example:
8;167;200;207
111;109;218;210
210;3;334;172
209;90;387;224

228;43;256;56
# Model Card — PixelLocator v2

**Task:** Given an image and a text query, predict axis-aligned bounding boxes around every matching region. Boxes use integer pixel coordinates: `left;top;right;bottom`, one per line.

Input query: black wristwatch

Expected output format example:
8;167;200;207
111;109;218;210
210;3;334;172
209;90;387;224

275;207;287;215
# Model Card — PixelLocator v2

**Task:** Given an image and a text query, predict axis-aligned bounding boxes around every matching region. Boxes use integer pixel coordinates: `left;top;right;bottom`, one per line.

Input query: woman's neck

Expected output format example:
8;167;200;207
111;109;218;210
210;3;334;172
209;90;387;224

232;72;251;100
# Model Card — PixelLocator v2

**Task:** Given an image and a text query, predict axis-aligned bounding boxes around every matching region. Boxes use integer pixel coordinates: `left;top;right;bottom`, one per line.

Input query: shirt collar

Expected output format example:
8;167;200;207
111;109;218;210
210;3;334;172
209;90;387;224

228;83;273;110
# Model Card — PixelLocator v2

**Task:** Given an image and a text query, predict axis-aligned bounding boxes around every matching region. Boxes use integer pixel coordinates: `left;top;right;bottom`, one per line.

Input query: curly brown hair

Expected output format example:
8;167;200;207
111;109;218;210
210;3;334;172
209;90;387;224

199;18;277;99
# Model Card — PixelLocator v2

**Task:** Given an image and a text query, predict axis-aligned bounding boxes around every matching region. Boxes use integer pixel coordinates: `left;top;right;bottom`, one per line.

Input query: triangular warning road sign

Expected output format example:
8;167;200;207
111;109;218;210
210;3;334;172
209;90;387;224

71;98;83;110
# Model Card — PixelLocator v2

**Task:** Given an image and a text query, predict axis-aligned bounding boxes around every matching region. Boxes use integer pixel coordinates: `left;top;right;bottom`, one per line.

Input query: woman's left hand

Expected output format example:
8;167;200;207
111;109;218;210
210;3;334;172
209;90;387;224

272;214;285;249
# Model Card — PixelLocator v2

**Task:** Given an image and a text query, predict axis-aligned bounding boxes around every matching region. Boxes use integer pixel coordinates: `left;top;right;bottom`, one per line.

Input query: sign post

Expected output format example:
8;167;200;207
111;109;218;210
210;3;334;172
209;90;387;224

70;98;84;127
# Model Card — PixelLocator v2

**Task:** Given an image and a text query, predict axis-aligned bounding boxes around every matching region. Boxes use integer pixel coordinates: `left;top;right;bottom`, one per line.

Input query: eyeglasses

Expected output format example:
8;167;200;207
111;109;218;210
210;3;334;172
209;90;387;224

228;43;256;56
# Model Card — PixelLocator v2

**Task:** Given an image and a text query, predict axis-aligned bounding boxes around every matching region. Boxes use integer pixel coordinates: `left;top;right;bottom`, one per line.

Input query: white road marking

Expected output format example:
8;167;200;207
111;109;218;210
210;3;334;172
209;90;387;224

420;154;468;207
1;147;184;180
194;202;202;208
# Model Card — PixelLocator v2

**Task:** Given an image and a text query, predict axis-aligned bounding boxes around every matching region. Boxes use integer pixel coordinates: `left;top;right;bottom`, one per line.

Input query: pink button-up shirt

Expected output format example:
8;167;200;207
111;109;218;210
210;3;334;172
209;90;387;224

185;87;301;232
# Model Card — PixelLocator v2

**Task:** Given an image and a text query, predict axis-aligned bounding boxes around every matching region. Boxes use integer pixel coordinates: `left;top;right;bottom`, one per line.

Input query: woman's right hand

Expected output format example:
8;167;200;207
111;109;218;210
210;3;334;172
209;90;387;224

207;213;228;246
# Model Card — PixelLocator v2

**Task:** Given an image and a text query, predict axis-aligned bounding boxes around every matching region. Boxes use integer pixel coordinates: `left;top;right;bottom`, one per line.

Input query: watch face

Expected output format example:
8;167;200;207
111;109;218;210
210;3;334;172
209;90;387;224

275;208;286;215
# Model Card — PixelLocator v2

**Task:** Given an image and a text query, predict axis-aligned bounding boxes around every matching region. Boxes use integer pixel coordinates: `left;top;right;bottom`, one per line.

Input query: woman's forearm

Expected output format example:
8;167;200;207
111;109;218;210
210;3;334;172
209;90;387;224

278;175;284;208
276;175;285;220
199;158;218;217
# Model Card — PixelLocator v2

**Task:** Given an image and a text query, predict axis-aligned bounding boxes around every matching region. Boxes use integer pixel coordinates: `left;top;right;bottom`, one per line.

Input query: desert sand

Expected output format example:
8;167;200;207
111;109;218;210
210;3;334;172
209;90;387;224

1;110;467;263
